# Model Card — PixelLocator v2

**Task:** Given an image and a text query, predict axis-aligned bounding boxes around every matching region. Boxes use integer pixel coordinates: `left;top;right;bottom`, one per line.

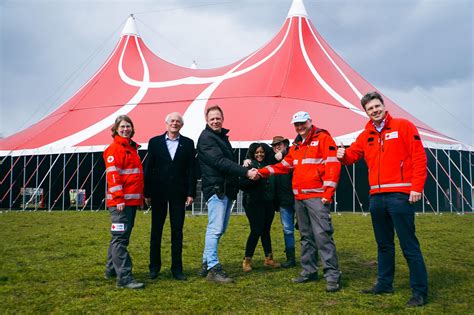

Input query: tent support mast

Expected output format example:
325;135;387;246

422;191;425;213
9;157;13;210
430;148;472;211
35;155;39;211
48;155;52;211
470;152;473;212
460;151;464;214
22;156;26;211
77;153;91;211
91;153;94;211
76;154;79;211
62;154;65;210
1;155;19;185
19;155;47;210
441;149;470;186
435;150;439;213
448;150;452;212
30;153;62;211
104;166;107;211
2;155;32;209
352;164;355;213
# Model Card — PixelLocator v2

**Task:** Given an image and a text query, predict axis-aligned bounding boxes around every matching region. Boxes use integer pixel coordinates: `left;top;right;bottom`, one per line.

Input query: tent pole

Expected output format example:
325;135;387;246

470;152;473;212
22;156;26;211
62;154;65;211
104;166;107;211
460;150;464;214
48;155;52;211
35;155;39;211
76;154;79;211
435;149;439;213
91;153;94;211
437;148;471;210
352;164;355;213
238;148;241;213
9;157;13;210
422;191;425;213
448;150;452;213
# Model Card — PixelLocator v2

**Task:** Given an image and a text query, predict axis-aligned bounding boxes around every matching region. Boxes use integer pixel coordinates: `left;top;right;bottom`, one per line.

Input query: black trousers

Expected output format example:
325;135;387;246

244;199;275;258
149;197;186;273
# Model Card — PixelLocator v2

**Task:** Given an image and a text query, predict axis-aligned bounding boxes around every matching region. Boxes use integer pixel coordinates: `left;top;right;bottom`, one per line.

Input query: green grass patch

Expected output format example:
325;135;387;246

0;211;473;314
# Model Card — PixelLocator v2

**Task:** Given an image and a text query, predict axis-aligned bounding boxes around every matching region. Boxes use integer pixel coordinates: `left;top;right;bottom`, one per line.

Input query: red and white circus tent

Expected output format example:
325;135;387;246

1;0;472;212
0;0;467;157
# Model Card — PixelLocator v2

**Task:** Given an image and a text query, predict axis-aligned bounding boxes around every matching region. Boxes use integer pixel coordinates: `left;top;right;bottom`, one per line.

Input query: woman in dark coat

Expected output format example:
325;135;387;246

239;143;280;272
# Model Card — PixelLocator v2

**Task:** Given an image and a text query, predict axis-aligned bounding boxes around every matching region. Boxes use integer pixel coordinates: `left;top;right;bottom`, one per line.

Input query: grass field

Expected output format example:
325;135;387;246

0;210;473;314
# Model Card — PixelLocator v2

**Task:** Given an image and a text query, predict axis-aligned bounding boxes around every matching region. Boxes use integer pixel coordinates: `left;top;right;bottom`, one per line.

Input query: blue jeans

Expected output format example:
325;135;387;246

279;205;295;249
370;193;428;298
202;194;232;269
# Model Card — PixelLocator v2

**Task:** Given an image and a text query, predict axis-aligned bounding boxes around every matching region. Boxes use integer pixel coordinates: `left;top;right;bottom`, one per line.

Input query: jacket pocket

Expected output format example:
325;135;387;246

400;160;404;181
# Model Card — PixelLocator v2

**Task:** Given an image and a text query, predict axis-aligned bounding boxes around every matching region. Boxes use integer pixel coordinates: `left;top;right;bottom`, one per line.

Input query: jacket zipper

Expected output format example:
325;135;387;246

377;133;382;191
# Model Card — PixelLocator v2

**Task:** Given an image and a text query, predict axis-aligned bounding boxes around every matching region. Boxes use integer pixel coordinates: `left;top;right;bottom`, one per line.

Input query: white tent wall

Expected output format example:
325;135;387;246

1;148;472;214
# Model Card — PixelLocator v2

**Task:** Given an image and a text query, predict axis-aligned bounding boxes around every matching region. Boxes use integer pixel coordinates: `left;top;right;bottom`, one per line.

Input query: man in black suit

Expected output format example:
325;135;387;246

144;112;196;281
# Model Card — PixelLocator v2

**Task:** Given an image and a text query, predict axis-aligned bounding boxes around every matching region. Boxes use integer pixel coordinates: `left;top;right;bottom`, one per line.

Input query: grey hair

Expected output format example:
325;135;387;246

165;112;184;124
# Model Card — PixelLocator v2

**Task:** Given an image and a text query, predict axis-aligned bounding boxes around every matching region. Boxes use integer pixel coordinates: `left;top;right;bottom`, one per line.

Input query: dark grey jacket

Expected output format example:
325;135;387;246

197;125;247;201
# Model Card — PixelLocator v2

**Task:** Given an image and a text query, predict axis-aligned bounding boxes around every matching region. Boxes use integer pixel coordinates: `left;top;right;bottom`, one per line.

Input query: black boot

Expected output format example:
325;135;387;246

281;248;296;268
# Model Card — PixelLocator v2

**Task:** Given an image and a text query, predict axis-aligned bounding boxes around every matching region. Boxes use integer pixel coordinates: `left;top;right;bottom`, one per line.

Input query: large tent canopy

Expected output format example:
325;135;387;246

0;0;468;157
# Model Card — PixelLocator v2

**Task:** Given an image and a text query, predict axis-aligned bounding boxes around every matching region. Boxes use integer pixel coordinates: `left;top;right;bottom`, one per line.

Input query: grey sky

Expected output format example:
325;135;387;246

1;0;473;146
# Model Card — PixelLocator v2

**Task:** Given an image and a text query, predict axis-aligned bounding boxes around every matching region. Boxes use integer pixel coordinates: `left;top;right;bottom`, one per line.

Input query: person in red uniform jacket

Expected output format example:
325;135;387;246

337;91;428;307
256;111;342;292
103;115;145;290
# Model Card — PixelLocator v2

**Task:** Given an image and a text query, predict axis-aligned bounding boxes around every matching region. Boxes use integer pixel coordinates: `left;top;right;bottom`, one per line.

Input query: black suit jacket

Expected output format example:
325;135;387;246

144;132;196;200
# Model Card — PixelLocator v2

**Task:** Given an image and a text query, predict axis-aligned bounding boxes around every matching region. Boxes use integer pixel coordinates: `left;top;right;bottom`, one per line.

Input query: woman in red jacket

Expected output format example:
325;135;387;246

103;115;145;289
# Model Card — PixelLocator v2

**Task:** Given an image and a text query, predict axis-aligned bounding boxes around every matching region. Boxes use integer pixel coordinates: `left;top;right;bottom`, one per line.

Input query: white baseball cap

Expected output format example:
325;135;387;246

291;111;311;124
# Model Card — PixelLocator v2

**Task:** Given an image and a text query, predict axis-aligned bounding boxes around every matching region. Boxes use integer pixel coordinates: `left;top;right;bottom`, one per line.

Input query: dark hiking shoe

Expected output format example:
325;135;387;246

281;258;297;268
281;248;296;268
326;280;341;292
149;268;159;280
361;285;394;294
198;262;208;277
117;280;145;290
406;294;426;307
206;264;234;283
292;273;318;283
172;271;187;281
104;270;116;280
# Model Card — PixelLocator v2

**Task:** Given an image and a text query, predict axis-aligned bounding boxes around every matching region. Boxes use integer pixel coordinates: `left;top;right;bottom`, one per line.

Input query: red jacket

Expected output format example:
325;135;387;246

259;126;341;201
339;112;427;195
103;135;144;207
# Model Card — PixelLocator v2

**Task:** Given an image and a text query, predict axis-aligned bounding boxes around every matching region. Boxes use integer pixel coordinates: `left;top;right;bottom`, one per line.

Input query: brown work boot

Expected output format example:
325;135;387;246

264;253;281;268
242;257;252;272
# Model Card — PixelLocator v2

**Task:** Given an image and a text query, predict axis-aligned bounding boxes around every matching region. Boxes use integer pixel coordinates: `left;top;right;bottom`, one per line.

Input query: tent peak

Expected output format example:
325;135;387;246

121;14;140;37
287;0;308;18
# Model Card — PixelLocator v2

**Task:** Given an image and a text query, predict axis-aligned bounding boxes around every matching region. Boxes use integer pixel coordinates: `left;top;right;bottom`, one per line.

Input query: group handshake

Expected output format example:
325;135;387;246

246;168;261;180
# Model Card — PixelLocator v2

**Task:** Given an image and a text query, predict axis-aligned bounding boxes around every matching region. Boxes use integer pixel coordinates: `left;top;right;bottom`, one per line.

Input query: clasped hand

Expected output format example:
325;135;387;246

247;168;260;180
